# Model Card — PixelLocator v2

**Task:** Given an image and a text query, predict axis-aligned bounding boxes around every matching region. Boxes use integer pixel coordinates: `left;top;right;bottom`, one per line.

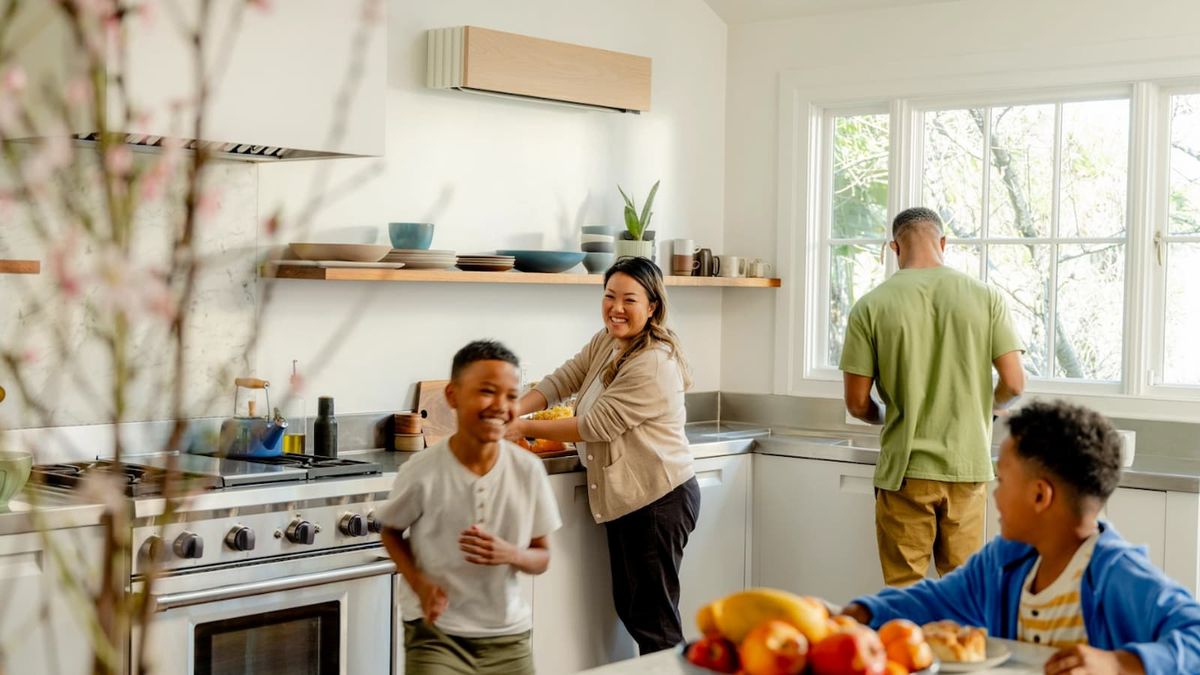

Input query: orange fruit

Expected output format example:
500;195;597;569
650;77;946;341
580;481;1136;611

879;619;923;647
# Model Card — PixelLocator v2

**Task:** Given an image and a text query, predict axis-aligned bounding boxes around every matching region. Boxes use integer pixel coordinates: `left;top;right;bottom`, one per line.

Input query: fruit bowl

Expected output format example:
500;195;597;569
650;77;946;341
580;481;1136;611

679;642;941;674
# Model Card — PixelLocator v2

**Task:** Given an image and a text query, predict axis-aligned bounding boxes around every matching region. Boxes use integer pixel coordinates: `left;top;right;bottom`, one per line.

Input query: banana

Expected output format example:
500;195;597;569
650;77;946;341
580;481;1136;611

697;588;830;644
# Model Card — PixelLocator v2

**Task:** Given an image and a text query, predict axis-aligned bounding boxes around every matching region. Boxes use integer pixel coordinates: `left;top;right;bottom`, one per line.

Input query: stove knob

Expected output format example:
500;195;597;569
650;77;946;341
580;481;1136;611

286;519;316;545
140;536;168;564
225;526;256;552
173;531;204;559
367;510;382;534
339;513;368;537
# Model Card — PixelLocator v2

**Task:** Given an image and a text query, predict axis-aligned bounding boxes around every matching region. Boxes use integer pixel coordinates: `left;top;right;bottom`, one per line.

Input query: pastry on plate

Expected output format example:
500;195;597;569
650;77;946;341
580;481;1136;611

921;620;987;663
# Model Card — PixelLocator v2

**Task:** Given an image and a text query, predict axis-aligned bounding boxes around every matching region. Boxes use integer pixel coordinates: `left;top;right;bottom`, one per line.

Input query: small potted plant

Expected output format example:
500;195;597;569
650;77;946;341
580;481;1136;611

615;180;659;260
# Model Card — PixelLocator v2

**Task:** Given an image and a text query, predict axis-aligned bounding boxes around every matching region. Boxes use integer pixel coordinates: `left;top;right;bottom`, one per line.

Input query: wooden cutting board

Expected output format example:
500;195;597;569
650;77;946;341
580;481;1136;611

416;380;455;447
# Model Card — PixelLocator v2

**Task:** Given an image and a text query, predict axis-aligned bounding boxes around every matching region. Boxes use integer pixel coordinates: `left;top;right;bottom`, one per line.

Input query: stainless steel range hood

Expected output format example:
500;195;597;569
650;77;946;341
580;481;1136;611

13;1;385;162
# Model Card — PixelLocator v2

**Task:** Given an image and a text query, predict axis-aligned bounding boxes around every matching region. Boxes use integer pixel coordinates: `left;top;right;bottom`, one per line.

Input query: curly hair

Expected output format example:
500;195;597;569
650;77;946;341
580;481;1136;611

1006;400;1122;503
450;340;519;381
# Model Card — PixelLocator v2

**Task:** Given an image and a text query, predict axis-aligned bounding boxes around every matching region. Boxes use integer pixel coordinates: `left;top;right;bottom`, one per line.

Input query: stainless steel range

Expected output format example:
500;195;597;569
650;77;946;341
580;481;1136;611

31;453;398;675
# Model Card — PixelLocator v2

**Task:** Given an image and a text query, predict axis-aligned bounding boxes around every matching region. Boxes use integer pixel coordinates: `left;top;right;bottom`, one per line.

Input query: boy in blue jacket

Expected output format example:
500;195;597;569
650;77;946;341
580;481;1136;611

842;400;1200;675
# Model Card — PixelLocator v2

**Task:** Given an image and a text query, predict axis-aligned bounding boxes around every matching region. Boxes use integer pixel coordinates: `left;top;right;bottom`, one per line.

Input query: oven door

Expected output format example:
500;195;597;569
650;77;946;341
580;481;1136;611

132;549;394;675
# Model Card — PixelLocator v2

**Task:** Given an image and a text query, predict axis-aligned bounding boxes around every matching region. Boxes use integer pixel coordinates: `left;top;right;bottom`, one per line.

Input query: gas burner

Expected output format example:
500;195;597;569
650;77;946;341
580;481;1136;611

231;454;381;479
31;460;224;497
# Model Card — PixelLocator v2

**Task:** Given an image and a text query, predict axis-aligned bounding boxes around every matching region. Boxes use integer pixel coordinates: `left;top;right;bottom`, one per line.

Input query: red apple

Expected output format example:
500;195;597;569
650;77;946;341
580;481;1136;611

685;635;739;673
739;620;809;675
809;629;888;675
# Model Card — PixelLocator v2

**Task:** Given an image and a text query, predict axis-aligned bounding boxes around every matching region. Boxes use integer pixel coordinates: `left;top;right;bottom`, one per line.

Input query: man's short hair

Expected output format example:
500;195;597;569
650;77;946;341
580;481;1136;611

1006;400;1122;504
450;340;520;381
892;207;944;242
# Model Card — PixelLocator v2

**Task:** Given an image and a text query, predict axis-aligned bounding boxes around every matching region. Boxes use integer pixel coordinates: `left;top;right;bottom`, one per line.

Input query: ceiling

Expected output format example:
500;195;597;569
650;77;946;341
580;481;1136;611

701;0;964;24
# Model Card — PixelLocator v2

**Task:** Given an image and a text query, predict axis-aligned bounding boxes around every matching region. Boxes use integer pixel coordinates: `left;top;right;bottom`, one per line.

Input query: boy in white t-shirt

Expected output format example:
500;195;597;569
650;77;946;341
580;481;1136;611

377;340;562;674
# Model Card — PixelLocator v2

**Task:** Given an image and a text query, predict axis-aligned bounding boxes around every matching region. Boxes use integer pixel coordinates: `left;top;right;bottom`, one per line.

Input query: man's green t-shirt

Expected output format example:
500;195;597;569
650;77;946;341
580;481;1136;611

839;266;1023;491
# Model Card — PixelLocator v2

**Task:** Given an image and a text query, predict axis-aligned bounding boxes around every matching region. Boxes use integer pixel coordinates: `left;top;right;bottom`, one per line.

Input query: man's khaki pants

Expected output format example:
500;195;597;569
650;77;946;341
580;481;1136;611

875;478;987;587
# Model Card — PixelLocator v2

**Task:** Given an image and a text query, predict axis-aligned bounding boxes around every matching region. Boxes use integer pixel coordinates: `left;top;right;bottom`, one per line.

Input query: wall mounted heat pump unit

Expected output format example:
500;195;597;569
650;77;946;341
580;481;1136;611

426;26;651;113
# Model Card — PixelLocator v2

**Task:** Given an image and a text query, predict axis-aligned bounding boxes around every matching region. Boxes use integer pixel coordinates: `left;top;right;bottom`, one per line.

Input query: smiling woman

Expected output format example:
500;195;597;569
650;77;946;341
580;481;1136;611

511;256;700;654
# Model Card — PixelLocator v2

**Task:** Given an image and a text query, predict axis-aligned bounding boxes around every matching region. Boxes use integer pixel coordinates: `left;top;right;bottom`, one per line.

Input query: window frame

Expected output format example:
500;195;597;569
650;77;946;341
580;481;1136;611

775;56;1200;419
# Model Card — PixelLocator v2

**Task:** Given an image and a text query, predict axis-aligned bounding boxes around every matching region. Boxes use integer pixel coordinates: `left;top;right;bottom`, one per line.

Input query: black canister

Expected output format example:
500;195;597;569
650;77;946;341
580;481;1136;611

313;396;338;458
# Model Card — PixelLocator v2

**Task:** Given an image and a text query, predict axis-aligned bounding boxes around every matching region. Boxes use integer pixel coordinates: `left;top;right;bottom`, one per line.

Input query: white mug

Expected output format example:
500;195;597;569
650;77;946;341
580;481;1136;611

672;238;694;256
716;255;746;278
748;259;772;278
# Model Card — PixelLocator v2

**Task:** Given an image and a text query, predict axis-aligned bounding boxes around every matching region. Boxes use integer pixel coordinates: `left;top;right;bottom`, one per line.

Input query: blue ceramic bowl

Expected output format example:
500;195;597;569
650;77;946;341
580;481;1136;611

496;250;586;273
388;222;435;250
583;252;615;274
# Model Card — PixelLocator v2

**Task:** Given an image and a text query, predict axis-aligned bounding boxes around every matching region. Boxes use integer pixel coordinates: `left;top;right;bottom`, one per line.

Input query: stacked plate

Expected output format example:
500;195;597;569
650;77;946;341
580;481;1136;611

383;248;457;270
456;254;516;272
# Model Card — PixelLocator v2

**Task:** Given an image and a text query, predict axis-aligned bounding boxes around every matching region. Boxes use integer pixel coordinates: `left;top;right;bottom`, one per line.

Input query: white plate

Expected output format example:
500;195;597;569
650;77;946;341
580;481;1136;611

397;260;458;270
290;242;392;262
938;640;1012;672
273;260;406;269
388;248;457;256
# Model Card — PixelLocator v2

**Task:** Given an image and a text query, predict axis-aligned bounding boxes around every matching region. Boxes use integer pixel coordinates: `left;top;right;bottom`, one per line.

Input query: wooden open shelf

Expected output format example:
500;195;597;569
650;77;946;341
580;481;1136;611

262;265;781;288
0;260;40;275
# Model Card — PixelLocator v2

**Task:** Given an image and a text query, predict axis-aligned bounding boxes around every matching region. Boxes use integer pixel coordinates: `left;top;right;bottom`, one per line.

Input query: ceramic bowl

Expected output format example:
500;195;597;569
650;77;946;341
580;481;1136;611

581;225;622;236
496;250;586;273
581;233;615;244
0;451;32;509
581;241;615;253
289;242;392;262
582;252;616;274
388;222;435;250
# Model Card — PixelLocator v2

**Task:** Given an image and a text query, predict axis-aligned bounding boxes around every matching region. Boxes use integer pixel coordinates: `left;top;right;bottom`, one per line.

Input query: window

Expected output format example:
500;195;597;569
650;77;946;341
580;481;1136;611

921;100;1129;382
1162;92;1200;386
824;112;889;367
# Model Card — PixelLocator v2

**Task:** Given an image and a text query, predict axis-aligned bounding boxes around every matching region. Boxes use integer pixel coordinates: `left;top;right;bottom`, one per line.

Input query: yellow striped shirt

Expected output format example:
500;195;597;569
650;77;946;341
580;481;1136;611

1017;532;1100;649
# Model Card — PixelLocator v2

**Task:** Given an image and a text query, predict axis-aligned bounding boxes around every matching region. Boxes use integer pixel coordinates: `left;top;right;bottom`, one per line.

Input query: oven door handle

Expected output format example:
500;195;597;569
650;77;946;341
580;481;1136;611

150;559;397;612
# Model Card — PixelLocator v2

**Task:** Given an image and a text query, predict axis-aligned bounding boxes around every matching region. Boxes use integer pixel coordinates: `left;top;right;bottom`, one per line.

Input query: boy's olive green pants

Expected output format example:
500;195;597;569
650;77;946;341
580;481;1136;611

403;619;535;675
875;478;987;587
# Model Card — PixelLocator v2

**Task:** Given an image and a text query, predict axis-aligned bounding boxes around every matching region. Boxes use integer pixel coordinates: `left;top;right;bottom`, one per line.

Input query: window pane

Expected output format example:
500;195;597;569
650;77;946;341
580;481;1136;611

832;114;890;239
923;109;984;238
1169;94;1200;236
987;245;1051;377
1164;243;1200;385
945;244;981;278
1055;244;1124;381
828;244;886;367
1059;100;1129;238
988;104;1054;239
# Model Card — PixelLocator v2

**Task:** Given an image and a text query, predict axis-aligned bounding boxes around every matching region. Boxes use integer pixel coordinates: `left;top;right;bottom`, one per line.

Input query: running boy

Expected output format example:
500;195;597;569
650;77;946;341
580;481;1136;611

377;340;562;674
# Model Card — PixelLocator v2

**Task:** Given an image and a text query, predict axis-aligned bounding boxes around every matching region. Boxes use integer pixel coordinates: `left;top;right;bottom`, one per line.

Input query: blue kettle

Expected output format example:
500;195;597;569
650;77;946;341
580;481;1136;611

217;378;288;457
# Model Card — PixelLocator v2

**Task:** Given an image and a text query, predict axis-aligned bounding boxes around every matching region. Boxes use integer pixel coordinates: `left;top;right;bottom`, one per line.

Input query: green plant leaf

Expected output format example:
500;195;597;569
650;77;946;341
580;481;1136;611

640;180;660;231
624;206;643;240
617;185;636;212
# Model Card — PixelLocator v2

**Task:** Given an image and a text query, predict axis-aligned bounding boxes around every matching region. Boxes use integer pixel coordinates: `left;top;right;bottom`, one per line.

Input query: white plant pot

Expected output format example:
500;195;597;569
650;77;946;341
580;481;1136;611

614;239;653;260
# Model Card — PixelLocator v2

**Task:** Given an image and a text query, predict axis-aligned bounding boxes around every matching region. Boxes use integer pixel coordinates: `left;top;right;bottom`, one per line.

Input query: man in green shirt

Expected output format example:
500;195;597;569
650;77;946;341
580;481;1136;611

840;207;1026;587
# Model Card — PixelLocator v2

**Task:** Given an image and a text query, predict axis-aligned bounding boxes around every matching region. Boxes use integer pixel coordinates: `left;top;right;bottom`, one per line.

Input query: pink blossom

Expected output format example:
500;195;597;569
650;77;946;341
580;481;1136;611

2;66;26;93
49;231;83;299
142;274;177;321
289;372;306;394
247;0;271;11
196;189;221;220
65;77;93;106
137;1;157;26
105;145;133;176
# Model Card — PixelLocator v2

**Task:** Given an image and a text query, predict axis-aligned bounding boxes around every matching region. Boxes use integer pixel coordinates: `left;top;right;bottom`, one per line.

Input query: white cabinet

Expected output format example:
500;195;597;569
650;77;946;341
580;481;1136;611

679;454;752;641
531;472;636;674
1105;487;1167;569
0;526;103;674
753;455;883;604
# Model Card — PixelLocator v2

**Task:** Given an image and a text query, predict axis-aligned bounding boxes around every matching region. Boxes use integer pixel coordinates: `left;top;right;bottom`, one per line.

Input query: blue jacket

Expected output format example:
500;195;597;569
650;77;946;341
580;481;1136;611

852;522;1200;674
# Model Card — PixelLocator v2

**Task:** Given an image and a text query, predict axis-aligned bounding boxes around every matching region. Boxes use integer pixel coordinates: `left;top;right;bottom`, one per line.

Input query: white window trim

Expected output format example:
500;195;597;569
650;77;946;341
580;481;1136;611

773;46;1200;421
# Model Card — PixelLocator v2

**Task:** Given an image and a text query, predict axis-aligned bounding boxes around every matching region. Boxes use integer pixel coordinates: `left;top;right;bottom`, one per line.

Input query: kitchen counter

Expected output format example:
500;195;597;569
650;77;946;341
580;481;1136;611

756;429;1200;493
0;490;108;536
580;638;1055;674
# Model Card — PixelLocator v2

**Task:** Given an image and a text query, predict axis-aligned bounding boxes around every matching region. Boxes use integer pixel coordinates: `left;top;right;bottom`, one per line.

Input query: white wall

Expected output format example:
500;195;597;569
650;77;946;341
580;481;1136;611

256;0;728;415
721;0;1200;397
